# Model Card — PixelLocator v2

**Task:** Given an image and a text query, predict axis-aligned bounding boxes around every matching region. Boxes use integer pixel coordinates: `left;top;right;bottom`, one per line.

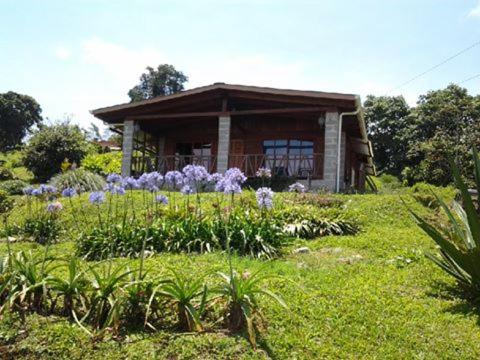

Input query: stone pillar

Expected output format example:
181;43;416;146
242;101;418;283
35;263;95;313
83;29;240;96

217;115;231;174
339;131;346;190
121;119;134;177
323;112;340;192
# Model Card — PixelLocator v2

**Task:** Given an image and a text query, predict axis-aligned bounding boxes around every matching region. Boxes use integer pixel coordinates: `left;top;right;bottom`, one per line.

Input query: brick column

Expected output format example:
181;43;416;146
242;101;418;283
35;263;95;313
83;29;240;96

217;115;231;174
121;119;134;177
323;112;340;192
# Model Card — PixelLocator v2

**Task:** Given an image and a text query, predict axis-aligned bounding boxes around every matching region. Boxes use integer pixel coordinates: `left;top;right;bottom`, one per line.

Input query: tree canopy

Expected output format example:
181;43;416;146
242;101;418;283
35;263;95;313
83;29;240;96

128;64;188;102
364;84;480;186
0;92;42;151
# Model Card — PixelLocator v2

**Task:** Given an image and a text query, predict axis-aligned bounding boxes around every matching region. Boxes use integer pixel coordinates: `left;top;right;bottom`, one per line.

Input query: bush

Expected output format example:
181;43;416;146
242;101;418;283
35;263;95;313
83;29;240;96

245;175;296;192
81;152;122;176
0;167;14;181
0;180;28;195
23;123;89;181
50;169;105;193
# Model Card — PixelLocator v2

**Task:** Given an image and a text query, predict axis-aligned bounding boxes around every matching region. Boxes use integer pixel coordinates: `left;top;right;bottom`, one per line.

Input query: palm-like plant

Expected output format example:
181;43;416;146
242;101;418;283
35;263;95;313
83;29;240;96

48;257;90;317
149;269;208;332
410;148;480;292
215;268;286;348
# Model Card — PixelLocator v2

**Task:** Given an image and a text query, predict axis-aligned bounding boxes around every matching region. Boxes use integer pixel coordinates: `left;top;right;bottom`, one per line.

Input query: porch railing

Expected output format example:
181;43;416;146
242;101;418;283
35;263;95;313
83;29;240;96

229;153;323;178
132;153;323;179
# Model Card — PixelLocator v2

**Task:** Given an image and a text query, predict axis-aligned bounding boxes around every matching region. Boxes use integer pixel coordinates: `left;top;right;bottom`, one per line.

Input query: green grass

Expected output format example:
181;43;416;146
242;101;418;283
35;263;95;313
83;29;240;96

2;190;480;359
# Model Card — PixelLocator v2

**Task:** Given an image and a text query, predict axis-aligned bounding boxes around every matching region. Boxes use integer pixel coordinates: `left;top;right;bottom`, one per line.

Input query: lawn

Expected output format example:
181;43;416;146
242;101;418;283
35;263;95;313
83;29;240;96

1;190;480;359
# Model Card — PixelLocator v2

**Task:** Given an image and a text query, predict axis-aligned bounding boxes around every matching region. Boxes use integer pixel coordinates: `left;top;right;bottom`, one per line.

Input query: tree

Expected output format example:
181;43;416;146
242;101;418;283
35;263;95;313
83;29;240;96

23;122;90;182
0;92;42;151
406;84;480;186
363;95;412;177
128;64;188;102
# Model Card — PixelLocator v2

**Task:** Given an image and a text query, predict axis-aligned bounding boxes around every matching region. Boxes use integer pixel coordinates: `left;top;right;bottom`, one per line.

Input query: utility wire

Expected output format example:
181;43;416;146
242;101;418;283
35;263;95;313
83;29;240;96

389;39;480;92
458;72;480;84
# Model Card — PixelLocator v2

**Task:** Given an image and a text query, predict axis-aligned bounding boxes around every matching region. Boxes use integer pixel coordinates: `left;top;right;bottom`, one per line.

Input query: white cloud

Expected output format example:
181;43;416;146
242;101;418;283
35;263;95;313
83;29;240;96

468;1;480;17
54;47;71;60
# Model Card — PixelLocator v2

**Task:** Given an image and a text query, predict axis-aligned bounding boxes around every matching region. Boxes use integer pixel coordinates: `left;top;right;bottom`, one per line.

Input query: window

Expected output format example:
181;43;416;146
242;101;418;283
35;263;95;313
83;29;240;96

262;139;314;177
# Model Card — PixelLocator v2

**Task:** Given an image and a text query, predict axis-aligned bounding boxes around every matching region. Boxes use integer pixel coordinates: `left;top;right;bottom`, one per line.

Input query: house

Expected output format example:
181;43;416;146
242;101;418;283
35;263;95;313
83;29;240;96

91;83;374;192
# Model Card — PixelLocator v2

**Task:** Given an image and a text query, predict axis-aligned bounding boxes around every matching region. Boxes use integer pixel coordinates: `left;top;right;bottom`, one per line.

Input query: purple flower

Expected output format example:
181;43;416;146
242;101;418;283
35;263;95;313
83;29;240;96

165;171;184;189
146;172;163;191
155;194;169;205
46;201;63;213
256;167;272;178
31;188;42;196
180;184;194;195
122;176;139;190
256;187;274;210
182;164;209;184
223;181;242;195
224;168;247;184
106;173;122;183
23;187;34;196
40;184;57;194
89;191;106;204
289;182;306;193
106;183;126;195
61;187;77;198
209;172;223;183
137;173;150;190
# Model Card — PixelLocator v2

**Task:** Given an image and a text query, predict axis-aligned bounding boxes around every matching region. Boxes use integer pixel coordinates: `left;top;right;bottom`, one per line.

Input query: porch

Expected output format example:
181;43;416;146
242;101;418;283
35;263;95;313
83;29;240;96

91;83;374;191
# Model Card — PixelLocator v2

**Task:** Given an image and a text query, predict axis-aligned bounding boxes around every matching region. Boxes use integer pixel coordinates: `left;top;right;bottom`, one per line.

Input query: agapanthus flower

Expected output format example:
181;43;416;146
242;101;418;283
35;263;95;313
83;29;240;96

40;184;57;194
46;201;63;213
183;164;210;184
155;194;169;205
61;187;77;198
23;187;34;196
146;171;163;191
223;181;242;195
256;167;272;178
209;172;223;183
89;191;106;204
180;184;194;195
165;171;184;189
31;188;43;196
106;183;126;195
256;187;274;210
224;167;247;184
106;173;122;183
122;176;139;190
137;173;150;190
288;182;306;193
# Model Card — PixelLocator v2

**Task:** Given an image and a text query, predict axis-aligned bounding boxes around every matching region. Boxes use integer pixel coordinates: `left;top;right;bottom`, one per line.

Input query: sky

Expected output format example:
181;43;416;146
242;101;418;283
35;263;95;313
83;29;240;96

1;0;480;131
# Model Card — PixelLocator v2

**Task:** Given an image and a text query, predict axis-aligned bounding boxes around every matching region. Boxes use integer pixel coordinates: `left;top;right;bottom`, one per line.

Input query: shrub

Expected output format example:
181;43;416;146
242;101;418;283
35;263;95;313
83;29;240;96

410;148;480;294
0;179;28;195
0;167;14;181
23;123;89;181
245;175;296;192
50;169;105;193
23;213;62;244
82;152;122;176
376;174;403;192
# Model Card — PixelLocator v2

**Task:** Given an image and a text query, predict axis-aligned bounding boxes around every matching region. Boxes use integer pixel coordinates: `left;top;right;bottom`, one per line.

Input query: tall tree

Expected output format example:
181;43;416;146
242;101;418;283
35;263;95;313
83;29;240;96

128;64;188;102
406;84;480;186
363;95;412;177
0;92;42;151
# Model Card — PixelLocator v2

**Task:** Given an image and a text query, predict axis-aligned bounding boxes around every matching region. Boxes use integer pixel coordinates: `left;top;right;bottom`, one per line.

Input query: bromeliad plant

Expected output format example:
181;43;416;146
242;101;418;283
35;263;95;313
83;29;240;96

410;148;480;294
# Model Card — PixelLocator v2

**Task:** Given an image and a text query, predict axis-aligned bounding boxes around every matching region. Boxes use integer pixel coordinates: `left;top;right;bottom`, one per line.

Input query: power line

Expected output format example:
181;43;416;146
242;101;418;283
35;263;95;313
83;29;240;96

389;39;480;92
458;72;480;84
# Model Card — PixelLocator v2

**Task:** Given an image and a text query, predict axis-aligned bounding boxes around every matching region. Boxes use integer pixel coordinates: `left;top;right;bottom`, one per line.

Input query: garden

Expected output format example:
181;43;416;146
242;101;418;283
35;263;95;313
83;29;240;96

1;156;480;359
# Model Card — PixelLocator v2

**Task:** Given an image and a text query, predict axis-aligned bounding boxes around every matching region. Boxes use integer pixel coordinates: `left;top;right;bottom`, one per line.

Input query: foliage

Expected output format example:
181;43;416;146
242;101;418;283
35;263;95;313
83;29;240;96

0;190;14;218
215;268;286;348
128;64;188;102
23;214;62;245
23;122;90;182
410;148;480;294
245;175;296;192
0;167;14;181
81;152;122;176
50;168;105;193
0;179;28;195
364;94;412;177
0;92;42;151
